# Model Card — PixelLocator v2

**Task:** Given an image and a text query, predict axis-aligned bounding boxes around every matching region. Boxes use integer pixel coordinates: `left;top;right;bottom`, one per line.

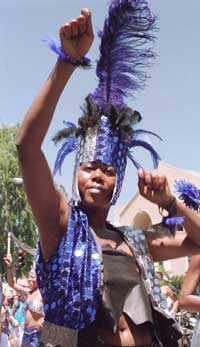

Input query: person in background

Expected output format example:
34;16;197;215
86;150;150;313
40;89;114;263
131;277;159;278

179;254;200;347
4;255;44;347
9;293;25;346
160;285;179;318
0;294;9;347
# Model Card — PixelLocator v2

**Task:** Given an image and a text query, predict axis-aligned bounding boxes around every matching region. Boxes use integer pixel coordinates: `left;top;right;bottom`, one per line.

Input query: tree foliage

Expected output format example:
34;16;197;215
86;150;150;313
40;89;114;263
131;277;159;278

0;124;38;276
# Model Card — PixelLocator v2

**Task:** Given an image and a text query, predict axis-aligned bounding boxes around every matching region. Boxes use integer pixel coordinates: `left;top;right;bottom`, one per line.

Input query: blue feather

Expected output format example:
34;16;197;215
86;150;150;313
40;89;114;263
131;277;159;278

174;180;200;211
91;0;157;112
53;137;77;176
127;151;143;169
128;139;161;169
134;129;163;141
63;121;77;129
162;216;185;226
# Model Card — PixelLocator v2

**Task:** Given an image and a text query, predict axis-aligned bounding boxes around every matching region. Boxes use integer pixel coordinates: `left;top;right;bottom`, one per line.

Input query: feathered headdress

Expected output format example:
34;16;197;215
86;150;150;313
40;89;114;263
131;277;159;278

50;0;161;205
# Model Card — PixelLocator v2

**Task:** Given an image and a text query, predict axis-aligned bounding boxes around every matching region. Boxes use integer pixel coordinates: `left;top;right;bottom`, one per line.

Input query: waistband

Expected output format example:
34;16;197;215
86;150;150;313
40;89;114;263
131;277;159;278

24;326;39;335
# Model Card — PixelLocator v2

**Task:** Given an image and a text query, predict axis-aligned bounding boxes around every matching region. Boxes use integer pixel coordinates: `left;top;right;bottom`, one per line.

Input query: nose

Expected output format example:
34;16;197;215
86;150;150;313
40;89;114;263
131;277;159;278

91;168;104;183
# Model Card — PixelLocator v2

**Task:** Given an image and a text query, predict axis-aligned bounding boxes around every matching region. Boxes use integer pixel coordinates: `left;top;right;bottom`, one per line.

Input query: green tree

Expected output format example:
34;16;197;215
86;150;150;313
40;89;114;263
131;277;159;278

0;124;37;276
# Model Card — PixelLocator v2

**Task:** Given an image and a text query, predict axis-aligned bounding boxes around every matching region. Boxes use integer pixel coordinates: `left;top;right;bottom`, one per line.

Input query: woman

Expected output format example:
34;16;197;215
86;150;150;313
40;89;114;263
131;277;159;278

179;254;200;347
9;293;26;346
4;256;44;347
16;2;200;347
0;295;9;347
160;285;179;318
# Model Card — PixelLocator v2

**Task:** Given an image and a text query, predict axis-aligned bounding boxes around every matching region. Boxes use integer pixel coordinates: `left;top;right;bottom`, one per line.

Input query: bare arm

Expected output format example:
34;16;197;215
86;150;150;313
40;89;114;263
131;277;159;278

138;168;200;260
16;9;94;260
4;255;29;293
179;254;200;312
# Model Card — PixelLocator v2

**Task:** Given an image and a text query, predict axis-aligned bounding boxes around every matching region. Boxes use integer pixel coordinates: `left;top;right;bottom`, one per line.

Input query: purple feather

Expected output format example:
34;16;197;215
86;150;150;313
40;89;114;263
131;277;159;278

174;180;200;211
53;136;77;176
43;36;67;60
162;216;185;235
43;36;91;67
90;0;157;113
162;216;185;226
127;152;143;169
134;129;163;141
63;121;77;128
128;139;161;169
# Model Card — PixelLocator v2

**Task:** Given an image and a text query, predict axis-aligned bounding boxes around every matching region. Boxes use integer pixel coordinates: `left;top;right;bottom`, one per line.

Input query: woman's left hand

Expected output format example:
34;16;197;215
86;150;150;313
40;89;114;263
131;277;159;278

138;168;174;210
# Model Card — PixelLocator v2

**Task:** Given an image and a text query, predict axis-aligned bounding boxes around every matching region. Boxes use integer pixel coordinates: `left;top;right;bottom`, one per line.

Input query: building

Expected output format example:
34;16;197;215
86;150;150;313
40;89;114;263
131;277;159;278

114;161;200;275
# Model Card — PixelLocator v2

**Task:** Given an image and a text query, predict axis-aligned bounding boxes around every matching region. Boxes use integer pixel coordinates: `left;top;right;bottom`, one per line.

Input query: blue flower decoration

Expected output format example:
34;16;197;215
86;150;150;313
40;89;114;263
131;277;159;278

174;180;200;211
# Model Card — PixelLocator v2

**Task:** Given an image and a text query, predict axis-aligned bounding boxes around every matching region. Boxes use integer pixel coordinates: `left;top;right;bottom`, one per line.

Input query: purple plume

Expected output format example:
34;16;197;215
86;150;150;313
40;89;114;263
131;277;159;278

174;180;200;211
161;216;185;235
90;0;157;113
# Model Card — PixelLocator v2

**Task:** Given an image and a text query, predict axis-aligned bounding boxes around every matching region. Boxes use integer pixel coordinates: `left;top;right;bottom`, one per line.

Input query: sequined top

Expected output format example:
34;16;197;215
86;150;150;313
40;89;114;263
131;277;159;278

24;299;44;316
35;205;164;331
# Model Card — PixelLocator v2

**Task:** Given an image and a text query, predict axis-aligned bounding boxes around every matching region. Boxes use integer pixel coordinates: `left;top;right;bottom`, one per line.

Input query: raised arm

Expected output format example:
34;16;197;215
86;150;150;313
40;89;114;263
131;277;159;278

16;9;94;259
4;255;29;294
138;168;200;261
179;254;200;312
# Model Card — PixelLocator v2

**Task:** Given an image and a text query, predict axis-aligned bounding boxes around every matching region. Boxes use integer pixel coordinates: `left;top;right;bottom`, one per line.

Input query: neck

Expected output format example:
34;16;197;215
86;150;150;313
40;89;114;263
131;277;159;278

80;203;109;232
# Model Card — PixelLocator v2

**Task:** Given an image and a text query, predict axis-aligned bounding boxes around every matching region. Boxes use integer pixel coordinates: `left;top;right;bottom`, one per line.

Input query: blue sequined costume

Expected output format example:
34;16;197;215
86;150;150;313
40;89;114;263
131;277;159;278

36;204;101;330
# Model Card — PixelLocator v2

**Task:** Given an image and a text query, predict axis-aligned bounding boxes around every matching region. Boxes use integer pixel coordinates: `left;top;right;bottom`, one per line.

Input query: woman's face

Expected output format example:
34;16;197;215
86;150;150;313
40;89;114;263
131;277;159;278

78;161;116;208
28;271;38;290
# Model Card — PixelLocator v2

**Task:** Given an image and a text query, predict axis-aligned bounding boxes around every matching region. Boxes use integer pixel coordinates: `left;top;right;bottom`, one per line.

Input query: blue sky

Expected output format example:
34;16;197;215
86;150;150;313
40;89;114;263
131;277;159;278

1;0;200;216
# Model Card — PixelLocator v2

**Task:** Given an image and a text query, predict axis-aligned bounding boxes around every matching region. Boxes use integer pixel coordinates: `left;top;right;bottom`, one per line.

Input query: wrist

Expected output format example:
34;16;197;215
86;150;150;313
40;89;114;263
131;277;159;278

159;196;177;216
7;265;12;269
45;36;91;69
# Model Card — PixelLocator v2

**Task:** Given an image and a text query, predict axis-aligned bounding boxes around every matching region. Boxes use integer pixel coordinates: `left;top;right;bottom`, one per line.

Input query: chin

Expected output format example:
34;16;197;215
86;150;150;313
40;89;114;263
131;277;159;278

82;196;110;209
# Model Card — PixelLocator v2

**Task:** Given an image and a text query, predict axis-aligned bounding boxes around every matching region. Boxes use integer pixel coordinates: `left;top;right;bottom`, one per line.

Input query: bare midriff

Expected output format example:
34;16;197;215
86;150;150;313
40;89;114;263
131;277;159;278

25;310;43;328
95;313;154;347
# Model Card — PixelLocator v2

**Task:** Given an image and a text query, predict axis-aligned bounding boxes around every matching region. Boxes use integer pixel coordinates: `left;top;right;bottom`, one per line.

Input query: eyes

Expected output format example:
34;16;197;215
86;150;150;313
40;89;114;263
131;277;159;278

81;163;116;177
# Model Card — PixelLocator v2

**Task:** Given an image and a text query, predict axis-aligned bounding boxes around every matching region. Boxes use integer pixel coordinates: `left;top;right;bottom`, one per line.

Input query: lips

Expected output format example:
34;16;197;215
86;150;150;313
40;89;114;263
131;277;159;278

86;184;105;193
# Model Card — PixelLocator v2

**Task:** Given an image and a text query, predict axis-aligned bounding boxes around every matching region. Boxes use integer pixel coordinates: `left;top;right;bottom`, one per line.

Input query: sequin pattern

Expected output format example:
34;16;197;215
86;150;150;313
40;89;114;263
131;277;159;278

94;116;128;205
120;227;165;306
35;205;101;329
71;115;128;206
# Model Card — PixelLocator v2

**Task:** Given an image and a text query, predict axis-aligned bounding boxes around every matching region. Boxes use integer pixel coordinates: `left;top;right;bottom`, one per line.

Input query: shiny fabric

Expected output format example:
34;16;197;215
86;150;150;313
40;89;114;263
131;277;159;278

36;205;101;329
93;116;128;205
71;115;128;205
21;327;41;347
24;299;44;316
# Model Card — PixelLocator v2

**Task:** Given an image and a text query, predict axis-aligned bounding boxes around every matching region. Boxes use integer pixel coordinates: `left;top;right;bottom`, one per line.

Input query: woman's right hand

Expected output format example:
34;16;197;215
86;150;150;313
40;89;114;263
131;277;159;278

4;254;13;268
59;8;94;61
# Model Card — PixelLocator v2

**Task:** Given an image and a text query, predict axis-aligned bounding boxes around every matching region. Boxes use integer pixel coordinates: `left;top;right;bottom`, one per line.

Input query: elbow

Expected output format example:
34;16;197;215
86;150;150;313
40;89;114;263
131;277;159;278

16;132;38;159
16;132;29;157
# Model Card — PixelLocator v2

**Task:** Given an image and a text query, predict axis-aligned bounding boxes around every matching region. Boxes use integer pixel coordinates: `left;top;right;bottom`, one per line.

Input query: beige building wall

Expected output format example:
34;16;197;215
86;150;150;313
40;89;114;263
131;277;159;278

114;161;200;275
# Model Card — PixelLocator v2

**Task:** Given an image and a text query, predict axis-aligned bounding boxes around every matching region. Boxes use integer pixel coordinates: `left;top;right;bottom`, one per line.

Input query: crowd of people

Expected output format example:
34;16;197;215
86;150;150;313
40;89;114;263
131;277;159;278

1;0;200;347
0;259;200;347
0;257;44;347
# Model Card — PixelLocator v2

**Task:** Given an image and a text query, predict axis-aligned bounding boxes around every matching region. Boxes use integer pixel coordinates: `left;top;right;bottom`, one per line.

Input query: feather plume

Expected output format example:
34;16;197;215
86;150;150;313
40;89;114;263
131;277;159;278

53;137;78;176
128;137;161;169
161;216;185;236
52;121;77;145
90;0;157;113
52;122;78;176
174;180;200;211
